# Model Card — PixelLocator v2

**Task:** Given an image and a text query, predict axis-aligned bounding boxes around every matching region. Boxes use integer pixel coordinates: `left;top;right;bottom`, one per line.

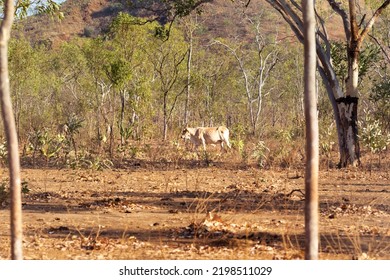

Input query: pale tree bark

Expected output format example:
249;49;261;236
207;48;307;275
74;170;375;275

302;0;319;260
96;79;112;153
264;0;390;167
0;0;23;260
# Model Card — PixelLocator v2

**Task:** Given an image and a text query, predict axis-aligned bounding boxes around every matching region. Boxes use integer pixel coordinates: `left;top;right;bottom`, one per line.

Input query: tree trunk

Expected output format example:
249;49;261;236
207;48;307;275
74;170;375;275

184;34;192;125
302;0;319;260
336;96;360;167
163;92;168;141
120;89;126;146
0;0;23;260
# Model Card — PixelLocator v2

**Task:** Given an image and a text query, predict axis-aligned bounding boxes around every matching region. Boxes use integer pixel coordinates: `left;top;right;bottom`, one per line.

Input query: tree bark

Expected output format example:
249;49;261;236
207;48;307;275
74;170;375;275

336;96;360;167
0;0;23;260
302;0;319;260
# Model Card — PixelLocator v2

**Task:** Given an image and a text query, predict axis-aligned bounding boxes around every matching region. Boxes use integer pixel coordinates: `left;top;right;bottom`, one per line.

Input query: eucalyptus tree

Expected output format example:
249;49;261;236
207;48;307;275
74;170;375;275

176;15;234;129
107;13;137;146
0;0;21;261
180;14;202;125
107;13;154;143
82;38;116;156
261;0;390;167
145;25;189;141
212;10;279;136
45;40;92;159
8;37;45;138
302;0;319;260
191;48;238;127
81;14;156;153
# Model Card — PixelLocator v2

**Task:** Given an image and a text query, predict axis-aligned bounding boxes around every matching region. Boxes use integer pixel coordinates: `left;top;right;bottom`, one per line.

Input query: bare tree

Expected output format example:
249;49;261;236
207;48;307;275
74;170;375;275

302;0;319;260
0;0;22;260
146;35;188;141
181;14;201;125
213;14;278;135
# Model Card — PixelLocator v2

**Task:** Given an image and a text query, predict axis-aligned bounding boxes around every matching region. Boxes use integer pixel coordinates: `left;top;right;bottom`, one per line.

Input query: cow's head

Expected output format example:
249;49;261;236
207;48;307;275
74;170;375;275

181;127;192;140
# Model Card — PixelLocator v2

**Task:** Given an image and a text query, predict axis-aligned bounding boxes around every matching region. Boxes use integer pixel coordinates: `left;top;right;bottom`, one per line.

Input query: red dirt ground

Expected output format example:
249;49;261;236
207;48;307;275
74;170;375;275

0;153;389;260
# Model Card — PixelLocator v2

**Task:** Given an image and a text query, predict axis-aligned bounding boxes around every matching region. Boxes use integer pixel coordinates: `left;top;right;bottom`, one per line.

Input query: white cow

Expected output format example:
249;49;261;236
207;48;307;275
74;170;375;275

181;126;231;152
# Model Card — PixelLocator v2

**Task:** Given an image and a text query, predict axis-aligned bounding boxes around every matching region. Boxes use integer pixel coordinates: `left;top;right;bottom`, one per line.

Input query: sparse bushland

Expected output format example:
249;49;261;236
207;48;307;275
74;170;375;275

1;0;389;261
6;2;389;171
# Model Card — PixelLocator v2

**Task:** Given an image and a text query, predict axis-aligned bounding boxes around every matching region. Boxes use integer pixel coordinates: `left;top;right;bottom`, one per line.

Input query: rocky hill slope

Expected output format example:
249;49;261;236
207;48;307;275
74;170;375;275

19;0;342;48
19;0;293;46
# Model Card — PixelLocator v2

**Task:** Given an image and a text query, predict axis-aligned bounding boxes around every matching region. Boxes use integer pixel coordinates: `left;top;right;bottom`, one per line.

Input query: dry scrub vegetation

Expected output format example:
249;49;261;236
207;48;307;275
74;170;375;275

0;142;389;260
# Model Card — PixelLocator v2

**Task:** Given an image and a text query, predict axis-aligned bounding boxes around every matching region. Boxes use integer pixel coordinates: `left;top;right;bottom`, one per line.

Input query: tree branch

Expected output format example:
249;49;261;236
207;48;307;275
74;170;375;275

265;0;304;42
360;0;390;41
326;0;351;42
369;34;390;64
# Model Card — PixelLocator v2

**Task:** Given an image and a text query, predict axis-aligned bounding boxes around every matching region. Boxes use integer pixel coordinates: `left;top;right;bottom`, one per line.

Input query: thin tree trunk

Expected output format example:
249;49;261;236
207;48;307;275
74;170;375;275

108;93;115;158
302;0;319;260
184;35;192;125
96;80;111;154
0;0;23;260
163;93;168;141
120;89;126;146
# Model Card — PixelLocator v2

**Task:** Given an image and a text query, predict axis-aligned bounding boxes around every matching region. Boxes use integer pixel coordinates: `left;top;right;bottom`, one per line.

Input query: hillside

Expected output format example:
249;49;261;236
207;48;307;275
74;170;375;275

18;0;303;47
19;0;113;46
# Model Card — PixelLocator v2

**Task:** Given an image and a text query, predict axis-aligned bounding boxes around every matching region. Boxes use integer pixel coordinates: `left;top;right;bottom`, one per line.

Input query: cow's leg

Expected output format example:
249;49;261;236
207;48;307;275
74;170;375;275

220;141;225;152
219;138;230;152
225;138;231;149
202;138;207;151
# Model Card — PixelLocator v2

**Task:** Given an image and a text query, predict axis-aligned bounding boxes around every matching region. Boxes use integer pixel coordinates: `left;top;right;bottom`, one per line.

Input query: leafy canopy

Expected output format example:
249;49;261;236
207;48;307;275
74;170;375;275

0;0;63;19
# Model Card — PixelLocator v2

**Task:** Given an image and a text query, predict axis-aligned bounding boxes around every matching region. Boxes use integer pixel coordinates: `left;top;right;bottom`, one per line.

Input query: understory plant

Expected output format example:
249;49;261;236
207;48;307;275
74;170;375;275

359;109;390;167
